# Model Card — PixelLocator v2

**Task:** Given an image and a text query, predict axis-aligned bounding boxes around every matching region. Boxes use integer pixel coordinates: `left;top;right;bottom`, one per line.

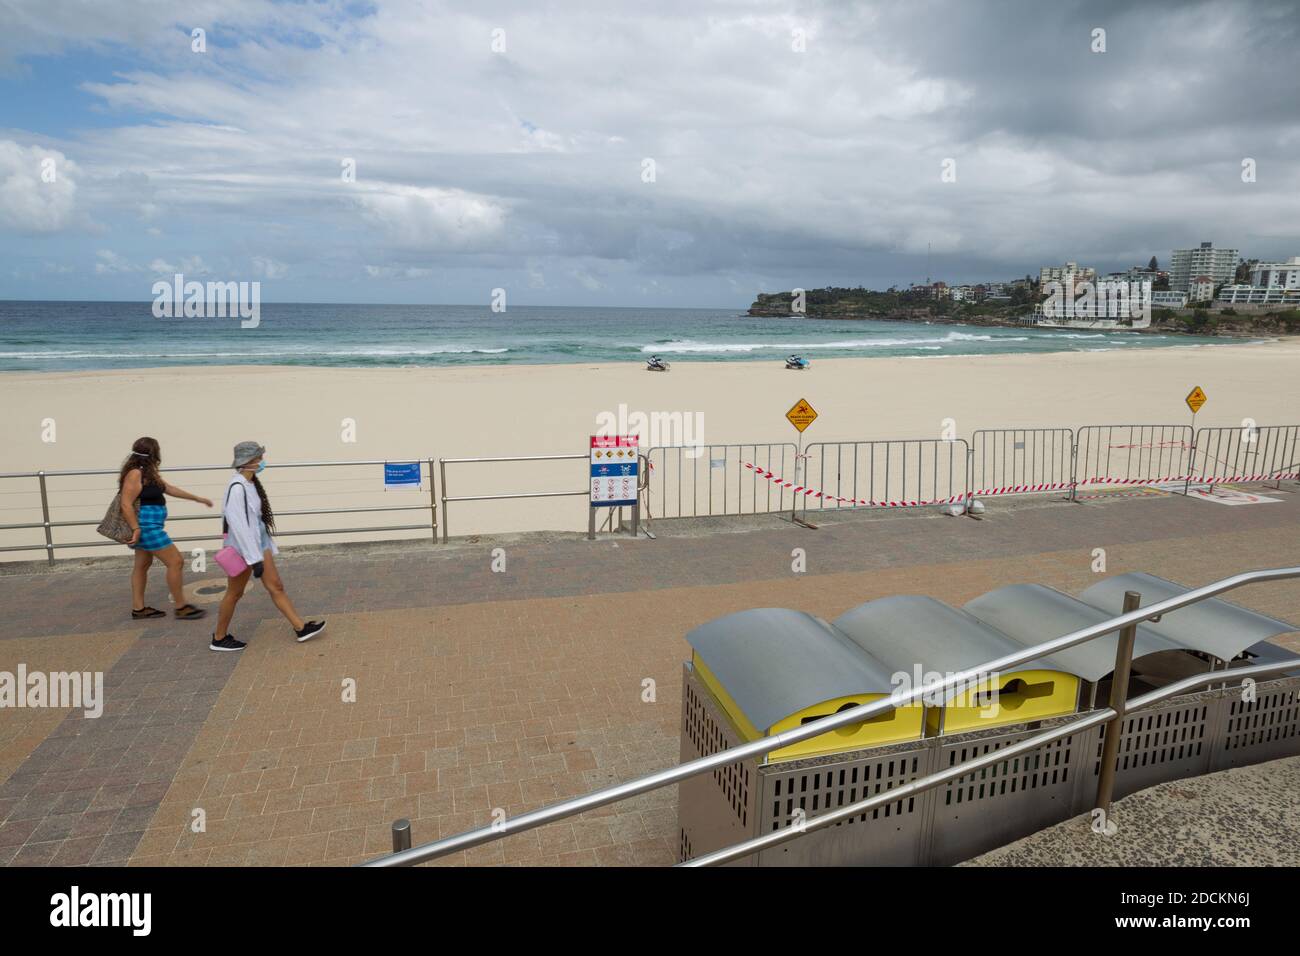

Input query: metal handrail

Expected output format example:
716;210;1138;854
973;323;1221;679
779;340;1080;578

681;657;1297;866
438;453;588;543
361;564;1300;866
0;457;438;564
0;457;429;479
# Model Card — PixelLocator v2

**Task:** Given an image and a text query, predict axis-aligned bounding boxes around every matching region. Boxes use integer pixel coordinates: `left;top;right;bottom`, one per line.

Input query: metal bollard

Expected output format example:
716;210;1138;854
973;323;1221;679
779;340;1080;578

1094;590;1141;819
391;818;411;853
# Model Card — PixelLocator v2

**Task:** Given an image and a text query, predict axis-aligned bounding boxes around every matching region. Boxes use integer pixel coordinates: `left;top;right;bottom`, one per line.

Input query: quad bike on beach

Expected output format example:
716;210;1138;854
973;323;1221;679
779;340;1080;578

784;354;810;370
645;355;671;371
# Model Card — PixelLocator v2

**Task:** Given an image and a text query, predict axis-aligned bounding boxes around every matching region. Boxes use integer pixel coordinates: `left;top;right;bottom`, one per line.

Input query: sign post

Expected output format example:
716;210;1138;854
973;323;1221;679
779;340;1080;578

589;435;639;539
785;398;818;528
1183;386;1208;495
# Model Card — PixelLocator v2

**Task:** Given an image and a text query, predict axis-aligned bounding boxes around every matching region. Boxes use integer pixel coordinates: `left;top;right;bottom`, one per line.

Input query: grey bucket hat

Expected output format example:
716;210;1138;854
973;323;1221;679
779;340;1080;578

231;441;266;468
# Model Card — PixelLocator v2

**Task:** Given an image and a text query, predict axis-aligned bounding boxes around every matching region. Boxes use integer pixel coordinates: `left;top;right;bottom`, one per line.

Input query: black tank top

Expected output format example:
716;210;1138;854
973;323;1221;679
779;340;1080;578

137;473;165;506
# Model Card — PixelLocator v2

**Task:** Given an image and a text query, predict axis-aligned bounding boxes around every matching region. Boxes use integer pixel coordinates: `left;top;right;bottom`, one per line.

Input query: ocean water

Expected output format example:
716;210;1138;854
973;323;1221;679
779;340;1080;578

0;300;1232;372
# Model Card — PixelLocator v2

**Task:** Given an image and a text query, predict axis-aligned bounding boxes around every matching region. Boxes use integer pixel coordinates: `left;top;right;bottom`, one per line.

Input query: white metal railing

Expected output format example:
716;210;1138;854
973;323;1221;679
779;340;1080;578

437;453;588;544
0;458;438;565
361;564;1300;867
6;423;1298;562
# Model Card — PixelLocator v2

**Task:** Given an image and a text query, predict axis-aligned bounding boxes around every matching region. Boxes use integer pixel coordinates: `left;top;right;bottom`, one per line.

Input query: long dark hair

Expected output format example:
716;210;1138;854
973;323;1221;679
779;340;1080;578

118;437;162;490
250;473;275;532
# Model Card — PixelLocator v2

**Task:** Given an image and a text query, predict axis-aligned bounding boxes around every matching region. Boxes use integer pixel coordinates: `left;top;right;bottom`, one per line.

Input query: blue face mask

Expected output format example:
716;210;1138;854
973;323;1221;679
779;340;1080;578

256;460;267;474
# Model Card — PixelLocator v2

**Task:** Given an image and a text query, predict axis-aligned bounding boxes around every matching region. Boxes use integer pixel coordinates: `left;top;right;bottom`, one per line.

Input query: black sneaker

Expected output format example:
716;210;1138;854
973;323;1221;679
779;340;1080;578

295;620;326;643
210;634;247;652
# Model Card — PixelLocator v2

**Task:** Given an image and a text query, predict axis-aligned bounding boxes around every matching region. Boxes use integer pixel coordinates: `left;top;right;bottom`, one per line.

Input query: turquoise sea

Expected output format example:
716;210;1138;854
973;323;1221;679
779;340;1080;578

0;301;1234;372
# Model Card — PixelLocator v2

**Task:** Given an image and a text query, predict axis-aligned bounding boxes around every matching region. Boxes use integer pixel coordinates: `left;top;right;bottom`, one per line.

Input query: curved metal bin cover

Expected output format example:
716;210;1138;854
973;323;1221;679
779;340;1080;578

1079;572;1297;663
963;584;1179;681
685;607;896;732
833;595;1069;689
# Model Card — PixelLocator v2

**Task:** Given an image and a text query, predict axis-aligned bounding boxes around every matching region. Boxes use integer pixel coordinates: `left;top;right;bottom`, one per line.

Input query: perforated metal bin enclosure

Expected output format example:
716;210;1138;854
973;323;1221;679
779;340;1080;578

678;661;1300;866
678;662;928;866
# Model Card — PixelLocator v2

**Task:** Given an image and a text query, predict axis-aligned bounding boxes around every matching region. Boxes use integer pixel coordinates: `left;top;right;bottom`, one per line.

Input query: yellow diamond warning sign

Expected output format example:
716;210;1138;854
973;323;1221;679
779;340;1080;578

1185;386;1208;414
786;398;818;433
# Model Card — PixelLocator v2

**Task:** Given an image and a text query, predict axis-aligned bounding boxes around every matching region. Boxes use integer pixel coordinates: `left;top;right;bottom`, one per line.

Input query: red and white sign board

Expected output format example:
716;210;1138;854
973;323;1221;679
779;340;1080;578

590;435;639;506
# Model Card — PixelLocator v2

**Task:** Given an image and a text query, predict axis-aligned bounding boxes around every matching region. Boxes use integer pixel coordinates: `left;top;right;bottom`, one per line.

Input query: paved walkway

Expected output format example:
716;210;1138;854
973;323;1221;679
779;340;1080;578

966;755;1300;866
2;486;1298;866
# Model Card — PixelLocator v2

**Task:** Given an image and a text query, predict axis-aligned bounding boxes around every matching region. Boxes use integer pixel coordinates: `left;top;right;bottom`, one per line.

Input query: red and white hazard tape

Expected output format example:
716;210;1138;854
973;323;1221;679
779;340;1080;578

970;482;1075;497
1079;475;1188;486
1105;441;1190;450
1196;472;1300;483
742;463;966;508
1081;472;1300;486
741;462;1299;510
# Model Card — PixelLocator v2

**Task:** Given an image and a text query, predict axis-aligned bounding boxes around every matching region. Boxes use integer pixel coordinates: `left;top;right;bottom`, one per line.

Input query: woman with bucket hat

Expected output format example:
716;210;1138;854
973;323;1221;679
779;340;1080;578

210;441;325;651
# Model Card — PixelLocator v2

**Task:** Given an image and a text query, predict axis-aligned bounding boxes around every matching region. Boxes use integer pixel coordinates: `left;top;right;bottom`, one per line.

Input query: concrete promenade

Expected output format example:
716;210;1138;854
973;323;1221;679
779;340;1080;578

2;485;1298;866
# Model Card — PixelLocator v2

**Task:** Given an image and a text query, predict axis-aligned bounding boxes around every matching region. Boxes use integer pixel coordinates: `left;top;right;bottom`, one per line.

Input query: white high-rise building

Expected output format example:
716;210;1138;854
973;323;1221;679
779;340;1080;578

1249;257;1300;290
1170;242;1238;292
1039;262;1095;286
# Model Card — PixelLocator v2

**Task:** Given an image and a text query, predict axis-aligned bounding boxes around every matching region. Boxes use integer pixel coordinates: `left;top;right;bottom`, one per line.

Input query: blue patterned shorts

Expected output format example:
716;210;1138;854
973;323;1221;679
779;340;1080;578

130;504;173;551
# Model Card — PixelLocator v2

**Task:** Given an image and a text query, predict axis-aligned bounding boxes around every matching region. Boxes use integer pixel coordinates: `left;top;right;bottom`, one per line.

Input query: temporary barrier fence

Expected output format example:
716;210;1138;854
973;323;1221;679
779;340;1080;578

970;428;1074;499
1189;425;1300;488
1072;425;1194;499
643;443;800;519
797;439;970;514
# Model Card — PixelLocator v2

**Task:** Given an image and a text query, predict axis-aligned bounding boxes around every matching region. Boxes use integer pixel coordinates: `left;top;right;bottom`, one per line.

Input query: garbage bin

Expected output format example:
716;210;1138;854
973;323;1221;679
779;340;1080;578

833;595;1080;734
686;607;923;762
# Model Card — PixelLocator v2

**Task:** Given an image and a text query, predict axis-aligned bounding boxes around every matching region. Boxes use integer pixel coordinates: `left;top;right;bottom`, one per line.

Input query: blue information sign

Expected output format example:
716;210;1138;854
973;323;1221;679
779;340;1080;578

384;461;422;488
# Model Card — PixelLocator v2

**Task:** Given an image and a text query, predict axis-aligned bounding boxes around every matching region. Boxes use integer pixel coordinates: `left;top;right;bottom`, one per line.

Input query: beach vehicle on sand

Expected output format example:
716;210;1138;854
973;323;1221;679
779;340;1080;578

646;355;671;371
785;354;809;370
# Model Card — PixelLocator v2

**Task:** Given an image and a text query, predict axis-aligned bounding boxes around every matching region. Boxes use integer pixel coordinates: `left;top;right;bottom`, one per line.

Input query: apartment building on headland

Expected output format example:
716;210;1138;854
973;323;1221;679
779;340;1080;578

1249;257;1300;290
1107;266;1169;287
1039;262;1095;286
1151;290;1188;308
1215;256;1300;307
1169;242;1238;291
1189;275;1216;303
909;281;1015;303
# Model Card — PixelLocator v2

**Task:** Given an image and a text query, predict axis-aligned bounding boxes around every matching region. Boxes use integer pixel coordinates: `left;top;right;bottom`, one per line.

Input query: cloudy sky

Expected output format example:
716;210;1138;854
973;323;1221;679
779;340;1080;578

1;0;1297;306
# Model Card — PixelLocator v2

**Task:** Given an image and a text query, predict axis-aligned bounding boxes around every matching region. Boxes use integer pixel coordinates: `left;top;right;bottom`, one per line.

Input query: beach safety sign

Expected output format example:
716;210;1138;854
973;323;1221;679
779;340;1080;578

590;435;638;507
786;398;818;433
1185;386;1207;414
383;461;422;488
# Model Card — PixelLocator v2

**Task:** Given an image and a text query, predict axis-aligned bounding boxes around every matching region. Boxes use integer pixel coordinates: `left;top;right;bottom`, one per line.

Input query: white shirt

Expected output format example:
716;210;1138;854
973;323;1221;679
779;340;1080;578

222;473;278;563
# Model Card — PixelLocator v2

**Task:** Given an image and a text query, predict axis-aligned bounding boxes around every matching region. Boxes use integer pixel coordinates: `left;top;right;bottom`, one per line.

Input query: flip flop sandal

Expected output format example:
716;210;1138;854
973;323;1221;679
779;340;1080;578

174;604;207;619
131;606;166;620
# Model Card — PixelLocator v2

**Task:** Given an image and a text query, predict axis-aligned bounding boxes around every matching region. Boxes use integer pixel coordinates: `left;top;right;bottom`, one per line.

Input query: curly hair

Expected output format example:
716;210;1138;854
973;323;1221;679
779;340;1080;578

118;437;162;491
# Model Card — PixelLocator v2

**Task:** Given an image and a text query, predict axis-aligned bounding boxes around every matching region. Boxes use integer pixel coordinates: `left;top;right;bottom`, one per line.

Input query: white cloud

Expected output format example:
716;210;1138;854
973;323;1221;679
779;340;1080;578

251;256;288;279
0;141;79;233
363;264;433;279
4;0;1300;301
94;249;138;274
570;268;603;291
351;183;507;250
147;255;211;275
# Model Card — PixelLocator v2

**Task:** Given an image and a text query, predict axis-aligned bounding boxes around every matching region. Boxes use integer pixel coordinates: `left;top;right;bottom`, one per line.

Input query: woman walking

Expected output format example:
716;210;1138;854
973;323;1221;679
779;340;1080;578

211;441;325;651
119;437;211;620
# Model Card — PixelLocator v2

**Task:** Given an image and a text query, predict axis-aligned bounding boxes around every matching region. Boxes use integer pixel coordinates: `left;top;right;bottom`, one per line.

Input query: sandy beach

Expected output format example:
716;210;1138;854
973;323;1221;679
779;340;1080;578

2;339;1298;558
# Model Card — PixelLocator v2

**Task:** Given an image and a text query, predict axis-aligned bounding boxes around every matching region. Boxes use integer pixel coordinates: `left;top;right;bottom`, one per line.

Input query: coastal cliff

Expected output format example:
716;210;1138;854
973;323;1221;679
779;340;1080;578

747;289;1300;337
